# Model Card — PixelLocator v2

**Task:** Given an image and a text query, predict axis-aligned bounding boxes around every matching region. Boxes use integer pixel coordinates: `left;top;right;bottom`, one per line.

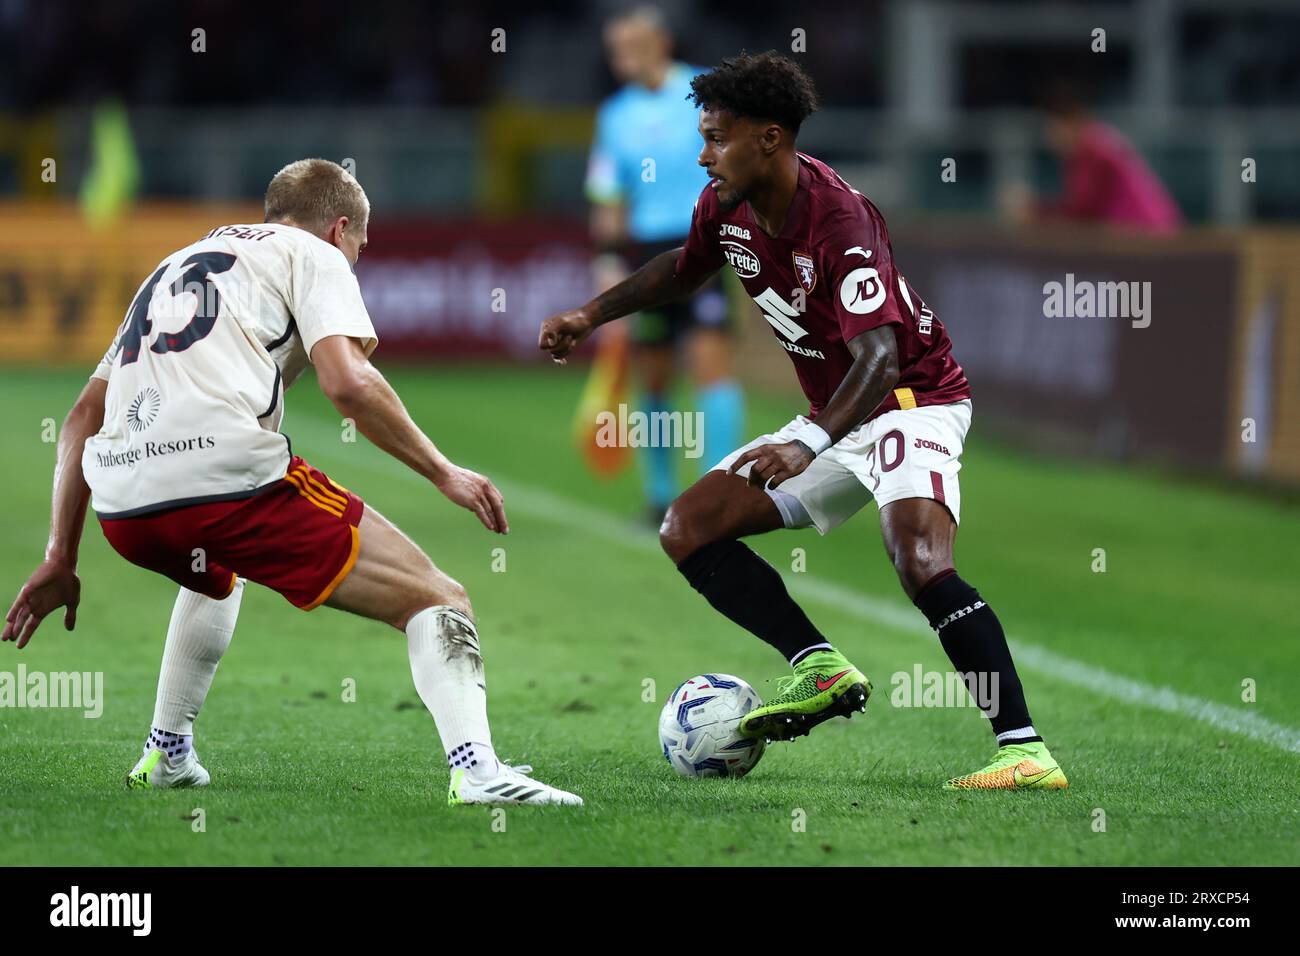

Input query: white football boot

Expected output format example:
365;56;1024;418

125;747;211;789
448;762;583;806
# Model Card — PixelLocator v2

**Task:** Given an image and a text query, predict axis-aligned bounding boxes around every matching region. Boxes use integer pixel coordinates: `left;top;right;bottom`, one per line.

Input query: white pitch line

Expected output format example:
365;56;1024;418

786;571;1300;755
291;416;1300;756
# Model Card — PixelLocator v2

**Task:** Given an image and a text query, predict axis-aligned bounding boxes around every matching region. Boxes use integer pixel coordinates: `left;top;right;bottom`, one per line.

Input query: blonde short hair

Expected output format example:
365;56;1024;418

264;159;369;232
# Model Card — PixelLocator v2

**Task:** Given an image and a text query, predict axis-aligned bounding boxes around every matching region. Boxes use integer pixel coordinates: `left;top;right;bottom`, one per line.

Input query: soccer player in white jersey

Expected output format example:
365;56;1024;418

3;159;581;806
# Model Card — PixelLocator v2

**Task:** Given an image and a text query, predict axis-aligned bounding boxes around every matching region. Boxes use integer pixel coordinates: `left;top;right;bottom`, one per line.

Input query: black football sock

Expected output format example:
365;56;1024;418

913;569;1042;746
677;540;831;665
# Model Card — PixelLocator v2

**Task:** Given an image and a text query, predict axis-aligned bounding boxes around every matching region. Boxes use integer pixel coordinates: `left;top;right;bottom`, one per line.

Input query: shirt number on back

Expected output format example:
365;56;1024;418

119;252;237;366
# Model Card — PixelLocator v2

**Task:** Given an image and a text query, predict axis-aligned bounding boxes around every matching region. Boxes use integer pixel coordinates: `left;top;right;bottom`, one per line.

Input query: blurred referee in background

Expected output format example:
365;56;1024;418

585;4;744;524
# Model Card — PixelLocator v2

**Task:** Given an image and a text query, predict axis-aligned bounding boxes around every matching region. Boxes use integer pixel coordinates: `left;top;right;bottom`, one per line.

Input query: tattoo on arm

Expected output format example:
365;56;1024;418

588;248;714;327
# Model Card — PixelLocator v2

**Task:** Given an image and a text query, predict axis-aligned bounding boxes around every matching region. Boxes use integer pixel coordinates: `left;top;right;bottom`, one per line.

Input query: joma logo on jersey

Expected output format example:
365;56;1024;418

721;241;761;278
719;223;751;240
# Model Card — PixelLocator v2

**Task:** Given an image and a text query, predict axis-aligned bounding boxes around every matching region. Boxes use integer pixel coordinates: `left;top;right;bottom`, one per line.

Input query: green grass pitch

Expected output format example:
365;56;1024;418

1;365;1296;866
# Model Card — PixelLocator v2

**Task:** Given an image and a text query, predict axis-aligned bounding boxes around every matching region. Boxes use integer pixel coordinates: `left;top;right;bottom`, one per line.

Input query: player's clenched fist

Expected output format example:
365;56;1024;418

728;441;815;490
435;466;509;535
538;308;595;363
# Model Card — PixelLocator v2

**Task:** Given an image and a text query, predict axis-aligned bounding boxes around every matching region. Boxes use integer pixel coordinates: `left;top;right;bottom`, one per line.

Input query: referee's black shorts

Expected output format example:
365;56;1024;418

627;238;731;348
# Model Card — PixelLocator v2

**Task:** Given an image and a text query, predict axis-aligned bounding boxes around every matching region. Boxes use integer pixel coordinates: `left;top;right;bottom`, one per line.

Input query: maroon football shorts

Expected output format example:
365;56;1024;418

99;456;364;610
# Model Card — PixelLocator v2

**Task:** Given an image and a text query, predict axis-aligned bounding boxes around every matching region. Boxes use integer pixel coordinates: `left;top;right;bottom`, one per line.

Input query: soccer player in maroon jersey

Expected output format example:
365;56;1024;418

540;52;1067;790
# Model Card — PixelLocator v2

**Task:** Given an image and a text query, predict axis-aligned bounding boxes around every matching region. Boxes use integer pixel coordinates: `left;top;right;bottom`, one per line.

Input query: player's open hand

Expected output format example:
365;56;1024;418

436;466;509;534
728;441;815;490
3;558;81;650
538;308;595;364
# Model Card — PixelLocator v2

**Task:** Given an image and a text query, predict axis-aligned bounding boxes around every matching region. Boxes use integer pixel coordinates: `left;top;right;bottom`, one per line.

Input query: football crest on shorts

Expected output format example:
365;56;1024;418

793;252;817;294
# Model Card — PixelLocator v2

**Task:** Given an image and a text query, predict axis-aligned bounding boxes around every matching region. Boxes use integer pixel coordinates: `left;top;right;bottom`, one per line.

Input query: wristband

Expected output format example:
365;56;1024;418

791;421;832;456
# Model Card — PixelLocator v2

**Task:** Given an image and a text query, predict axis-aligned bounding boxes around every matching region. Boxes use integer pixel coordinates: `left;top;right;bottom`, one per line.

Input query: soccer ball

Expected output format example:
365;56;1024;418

658;674;765;778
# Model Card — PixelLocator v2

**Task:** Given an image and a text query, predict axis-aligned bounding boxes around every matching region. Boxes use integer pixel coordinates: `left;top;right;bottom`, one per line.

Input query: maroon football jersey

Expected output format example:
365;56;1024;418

676;152;970;422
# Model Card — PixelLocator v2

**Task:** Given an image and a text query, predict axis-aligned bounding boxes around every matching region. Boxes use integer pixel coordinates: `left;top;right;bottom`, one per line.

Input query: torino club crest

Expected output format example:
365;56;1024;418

793;252;817;294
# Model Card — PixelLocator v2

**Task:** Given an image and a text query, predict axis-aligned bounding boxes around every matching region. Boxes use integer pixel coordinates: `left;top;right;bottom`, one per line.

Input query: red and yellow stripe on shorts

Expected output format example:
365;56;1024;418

284;463;350;517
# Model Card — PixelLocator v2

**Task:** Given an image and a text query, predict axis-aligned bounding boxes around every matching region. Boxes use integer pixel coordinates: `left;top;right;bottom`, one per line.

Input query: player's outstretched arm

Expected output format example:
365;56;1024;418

312;335;508;534
3;377;106;649
538;247;714;362
730;327;899;489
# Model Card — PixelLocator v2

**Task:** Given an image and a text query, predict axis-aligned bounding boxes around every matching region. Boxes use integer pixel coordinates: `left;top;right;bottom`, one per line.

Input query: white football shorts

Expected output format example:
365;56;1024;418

713;400;973;533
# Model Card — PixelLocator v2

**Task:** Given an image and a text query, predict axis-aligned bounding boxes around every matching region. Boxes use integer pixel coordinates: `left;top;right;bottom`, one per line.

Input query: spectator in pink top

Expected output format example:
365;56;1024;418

1012;90;1183;235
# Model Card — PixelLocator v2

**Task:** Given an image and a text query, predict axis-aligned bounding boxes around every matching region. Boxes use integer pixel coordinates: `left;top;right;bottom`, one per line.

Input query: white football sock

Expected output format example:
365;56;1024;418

997;726;1039;746
150;580;244;735
406;605;498;778
144;727;193;760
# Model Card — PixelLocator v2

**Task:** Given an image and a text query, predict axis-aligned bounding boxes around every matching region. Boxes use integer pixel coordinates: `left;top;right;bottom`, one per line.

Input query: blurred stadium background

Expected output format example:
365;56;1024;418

3;0;1298;485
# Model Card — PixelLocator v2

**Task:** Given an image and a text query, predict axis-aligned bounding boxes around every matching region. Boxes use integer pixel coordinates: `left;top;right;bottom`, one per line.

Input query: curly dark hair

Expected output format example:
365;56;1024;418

688;50;820;134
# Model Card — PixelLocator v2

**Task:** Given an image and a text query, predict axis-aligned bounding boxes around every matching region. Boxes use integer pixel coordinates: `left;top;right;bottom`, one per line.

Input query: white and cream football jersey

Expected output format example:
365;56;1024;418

84;222;377;518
